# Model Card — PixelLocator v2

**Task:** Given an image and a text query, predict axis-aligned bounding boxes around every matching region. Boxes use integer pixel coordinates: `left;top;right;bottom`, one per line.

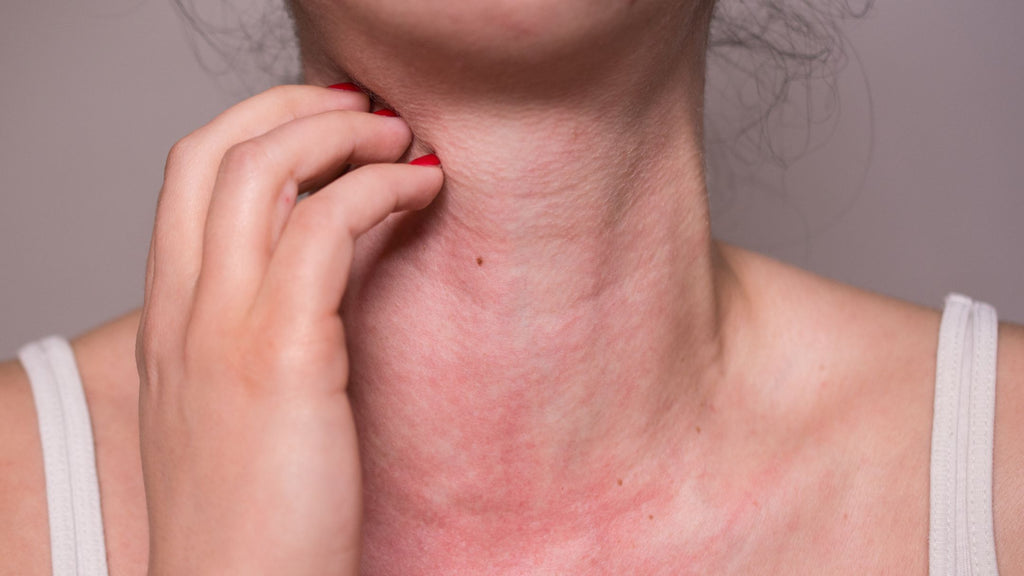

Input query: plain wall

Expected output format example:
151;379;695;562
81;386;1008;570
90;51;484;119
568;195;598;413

1;0;1021;358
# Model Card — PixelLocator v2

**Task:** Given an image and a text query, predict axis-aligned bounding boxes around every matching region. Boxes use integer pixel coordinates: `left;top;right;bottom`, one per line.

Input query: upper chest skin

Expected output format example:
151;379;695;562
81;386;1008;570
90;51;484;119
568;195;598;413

1;294;1019;575
0;310;931;576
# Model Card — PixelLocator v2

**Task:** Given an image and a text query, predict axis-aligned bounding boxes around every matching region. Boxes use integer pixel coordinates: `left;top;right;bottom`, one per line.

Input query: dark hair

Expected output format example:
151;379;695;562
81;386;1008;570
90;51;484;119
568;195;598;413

700;0;875;254
170;0;304;96
706;0;874;166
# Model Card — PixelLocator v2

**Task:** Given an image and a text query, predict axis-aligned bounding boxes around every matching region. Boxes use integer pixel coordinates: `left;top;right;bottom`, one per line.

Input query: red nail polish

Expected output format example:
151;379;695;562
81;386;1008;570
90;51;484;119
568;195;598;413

373;108;399;117
410;154;441;167
328;82;363;92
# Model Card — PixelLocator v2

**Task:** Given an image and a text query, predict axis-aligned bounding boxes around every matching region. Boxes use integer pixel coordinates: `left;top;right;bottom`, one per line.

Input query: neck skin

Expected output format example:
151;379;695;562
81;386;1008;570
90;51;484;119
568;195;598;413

294;3;759;572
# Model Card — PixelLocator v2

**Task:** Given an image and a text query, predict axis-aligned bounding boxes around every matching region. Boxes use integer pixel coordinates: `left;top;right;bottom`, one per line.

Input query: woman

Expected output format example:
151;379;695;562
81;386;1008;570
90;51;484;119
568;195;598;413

1;0;1022;574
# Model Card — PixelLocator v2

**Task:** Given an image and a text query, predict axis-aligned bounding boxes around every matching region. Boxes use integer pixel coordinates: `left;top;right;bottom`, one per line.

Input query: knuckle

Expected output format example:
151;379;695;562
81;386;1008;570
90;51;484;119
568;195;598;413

258;85;307;123
262;83;299;104
136;315;161;361
136;319;170;389
164;133;202;178
220;139;277;181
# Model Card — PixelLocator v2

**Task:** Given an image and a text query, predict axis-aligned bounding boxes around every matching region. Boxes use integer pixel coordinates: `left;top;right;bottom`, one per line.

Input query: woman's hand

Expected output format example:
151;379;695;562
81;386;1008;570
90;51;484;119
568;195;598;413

135;85;443;575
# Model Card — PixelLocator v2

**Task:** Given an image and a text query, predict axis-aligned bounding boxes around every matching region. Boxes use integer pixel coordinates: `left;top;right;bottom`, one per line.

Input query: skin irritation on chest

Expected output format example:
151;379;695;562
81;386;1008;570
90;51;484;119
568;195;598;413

364;396;811;574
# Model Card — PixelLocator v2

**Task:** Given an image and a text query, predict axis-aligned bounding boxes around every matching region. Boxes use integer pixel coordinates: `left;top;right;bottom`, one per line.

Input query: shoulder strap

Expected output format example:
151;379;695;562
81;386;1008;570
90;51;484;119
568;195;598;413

930;294;1000;576
18;336;110;576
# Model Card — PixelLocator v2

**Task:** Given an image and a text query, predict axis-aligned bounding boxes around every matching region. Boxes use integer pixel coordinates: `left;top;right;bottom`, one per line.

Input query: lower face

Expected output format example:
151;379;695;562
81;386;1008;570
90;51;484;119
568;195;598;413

289;0;714;79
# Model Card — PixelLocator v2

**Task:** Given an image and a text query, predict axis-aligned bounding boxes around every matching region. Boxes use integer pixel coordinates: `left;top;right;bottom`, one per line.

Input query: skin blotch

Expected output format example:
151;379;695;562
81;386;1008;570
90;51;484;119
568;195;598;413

617;478;623;486
476;256;484;266
695;426;701;434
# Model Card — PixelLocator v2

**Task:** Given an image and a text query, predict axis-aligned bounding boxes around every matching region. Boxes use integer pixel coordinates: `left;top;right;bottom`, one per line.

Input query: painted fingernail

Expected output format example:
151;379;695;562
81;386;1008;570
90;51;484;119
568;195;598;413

328;82;363;92
410;154;441;167
373;108;399;117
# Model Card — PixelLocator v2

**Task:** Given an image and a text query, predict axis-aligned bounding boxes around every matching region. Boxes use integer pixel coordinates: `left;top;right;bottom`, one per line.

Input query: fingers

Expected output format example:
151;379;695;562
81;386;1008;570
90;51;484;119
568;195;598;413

138;84;425;575
195;111;413;310
146;85;370;335
256;161;444;327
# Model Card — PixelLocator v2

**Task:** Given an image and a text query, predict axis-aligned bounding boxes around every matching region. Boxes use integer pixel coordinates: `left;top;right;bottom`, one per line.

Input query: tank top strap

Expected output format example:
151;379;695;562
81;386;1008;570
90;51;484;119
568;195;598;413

930;293;1000;576
17;336;110;576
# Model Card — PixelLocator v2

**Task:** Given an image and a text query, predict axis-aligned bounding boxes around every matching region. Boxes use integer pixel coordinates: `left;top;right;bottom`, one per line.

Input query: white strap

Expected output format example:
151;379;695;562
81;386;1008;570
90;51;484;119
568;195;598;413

930;294;1000;576
18;336;110;576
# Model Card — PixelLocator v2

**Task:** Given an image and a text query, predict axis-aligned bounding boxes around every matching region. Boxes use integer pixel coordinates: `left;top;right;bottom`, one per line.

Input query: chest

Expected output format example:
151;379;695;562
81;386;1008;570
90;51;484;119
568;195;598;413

353;457;930;576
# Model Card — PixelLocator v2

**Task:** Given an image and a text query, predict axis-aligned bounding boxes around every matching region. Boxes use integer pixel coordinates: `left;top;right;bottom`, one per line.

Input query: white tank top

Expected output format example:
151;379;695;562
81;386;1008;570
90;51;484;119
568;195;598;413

16;293;1002;576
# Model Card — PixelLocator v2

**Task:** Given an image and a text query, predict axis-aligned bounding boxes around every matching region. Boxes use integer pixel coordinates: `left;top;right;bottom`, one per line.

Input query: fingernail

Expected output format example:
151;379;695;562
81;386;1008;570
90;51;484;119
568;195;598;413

373;108;399;117
328;82;363;92
410;154;441;167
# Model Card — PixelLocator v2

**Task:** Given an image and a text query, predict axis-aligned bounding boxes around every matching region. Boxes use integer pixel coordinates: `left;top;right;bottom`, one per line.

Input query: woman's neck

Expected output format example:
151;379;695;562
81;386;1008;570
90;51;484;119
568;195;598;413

296;7;756;570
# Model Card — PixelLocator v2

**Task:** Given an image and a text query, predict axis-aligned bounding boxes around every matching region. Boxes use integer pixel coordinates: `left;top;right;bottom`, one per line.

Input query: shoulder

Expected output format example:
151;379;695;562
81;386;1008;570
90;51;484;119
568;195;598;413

718;241;943;383
720;250;942;449
69;309;151;576
719;242;940;568
0;310;148;576
994;319;1024;575
721;241;1024;573
0;355;50;575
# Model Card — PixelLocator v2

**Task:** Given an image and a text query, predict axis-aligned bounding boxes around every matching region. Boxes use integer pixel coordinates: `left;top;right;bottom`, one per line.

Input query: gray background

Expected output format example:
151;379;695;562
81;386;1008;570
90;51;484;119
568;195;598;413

1;0;1021;358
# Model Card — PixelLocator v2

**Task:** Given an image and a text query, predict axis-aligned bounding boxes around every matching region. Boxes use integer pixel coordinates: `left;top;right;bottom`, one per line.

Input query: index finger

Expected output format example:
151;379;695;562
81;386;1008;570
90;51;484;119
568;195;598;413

144;84;369;332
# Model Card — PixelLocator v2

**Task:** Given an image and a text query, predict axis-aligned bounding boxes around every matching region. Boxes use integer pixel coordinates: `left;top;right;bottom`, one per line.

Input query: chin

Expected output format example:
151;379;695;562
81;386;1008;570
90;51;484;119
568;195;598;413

298;0;685;64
